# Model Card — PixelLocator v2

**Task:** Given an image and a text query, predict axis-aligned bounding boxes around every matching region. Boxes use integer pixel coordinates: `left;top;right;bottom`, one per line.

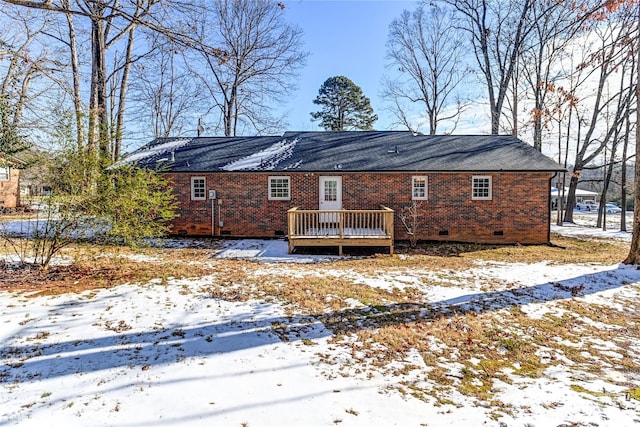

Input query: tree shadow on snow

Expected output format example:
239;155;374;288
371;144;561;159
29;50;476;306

322;263;640;332
1;264;638;387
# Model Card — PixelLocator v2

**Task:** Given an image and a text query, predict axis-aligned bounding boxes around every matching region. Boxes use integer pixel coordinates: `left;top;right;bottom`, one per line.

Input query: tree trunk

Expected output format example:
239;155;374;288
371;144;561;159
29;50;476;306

556;118;564;226
113;27;136;161
511;75;518;136
624;7;640;263
62;0;84;148
620;42;636;232
88;17;105;155
620;113;630;231
599;145;617;230
533;84;543;151
564;172;581;223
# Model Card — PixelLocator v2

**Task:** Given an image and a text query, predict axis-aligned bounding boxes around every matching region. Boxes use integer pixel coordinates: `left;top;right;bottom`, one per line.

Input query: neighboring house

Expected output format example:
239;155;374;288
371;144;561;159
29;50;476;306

551;187;598;209
123;131;564;246
0;156;23;209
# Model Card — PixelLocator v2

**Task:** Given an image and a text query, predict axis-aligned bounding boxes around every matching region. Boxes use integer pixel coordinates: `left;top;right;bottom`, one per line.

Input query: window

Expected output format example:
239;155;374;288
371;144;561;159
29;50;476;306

324;180;337;202
0;167;8;180
191;177;206;200
269;176;290;200
472;175;492;200
412;176;428;200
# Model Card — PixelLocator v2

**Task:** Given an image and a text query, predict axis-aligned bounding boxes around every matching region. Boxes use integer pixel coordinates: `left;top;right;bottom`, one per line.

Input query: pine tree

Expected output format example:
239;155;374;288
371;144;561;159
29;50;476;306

0;95;29;158
310;76;377;131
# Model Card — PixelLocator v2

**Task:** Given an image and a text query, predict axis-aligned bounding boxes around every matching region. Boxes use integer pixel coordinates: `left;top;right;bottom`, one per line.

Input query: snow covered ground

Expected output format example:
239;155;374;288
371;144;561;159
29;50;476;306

551;210;633;242
1;214;639;426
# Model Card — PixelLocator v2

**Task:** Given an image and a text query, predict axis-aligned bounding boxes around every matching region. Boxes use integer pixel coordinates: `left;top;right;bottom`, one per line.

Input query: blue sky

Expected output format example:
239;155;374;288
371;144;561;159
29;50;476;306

280;0;419;131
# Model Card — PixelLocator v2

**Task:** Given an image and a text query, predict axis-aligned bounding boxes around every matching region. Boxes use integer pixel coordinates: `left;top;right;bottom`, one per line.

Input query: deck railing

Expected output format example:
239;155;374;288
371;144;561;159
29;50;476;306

287;206;394;255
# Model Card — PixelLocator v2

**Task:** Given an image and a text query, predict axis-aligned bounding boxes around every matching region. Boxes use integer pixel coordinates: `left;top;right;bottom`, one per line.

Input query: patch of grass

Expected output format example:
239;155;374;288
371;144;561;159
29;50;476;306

570;384;614;398
477;359;512;381
0;248;217;296
386;235;627;265
458;366;493;400
172;329;186;338
626;388;640;401
104;320;132;333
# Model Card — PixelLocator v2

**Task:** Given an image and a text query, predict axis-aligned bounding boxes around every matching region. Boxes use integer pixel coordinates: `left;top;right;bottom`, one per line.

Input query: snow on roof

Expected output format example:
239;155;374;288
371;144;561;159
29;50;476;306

551;187;598;196
221;138;298;171
116;138;192;166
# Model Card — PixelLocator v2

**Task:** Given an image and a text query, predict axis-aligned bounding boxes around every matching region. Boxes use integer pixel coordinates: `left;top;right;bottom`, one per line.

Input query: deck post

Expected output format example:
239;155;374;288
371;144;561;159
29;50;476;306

287;207;298;254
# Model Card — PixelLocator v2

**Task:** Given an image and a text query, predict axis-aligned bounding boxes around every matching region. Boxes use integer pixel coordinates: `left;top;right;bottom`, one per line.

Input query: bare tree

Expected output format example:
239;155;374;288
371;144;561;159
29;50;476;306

109;27;136;160
399;202;423;248
618;53;635;232
384;4;467;134
623;1;640;264
519;0;580;151
190;0;307;136
0;9;66;140
596;46;636;231
564;7;636;224
544;83;578;225
61;0;85;149
443;0;535;134
129;36;202;138
1;0;226;164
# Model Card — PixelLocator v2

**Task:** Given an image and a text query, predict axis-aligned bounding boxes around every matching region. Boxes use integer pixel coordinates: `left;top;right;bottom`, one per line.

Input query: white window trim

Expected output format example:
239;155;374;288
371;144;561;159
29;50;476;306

191;176;206;200
412;176;428;200
268;176;291;201
0;167;8;181
471;175;492;200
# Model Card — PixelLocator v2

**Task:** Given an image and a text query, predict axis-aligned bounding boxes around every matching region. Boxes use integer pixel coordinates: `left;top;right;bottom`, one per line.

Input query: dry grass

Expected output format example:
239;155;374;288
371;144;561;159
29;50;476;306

296;234;628;273
214;237;634;410
1;234;637;411
0;241;218;296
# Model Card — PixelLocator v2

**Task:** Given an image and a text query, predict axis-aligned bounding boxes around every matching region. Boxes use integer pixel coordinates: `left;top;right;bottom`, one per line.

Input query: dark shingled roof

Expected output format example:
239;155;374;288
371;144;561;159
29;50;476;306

122;131;563;173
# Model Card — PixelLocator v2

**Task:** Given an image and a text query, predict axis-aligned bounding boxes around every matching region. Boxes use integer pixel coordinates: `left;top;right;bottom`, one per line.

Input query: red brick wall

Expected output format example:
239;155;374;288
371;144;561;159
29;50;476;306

165;171;553;244
0;167;20;208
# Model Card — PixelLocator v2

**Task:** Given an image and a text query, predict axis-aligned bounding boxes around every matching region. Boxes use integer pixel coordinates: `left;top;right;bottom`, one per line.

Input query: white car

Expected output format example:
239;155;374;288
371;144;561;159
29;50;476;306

576;200;597;211
605;204;622;214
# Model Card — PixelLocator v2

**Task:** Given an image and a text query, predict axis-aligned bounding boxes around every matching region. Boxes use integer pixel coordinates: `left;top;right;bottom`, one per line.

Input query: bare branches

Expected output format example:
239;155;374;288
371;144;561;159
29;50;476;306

384;4;468;134
189;0;307;136
1;0;230;159
443;0;534;133
398;202;423;248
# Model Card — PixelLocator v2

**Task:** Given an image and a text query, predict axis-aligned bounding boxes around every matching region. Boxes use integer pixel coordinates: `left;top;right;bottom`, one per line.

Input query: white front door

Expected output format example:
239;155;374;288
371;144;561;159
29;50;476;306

319;176;342;222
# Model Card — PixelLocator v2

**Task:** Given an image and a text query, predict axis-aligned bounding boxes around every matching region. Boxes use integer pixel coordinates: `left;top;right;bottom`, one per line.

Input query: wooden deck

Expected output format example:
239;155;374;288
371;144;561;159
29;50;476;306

287;207;394;255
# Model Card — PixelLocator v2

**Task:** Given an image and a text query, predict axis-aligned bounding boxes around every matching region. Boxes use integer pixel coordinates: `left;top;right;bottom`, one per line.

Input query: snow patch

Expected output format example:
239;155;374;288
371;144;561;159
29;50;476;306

221;138;298;171
213;238;336;263
116;138;192;166
284;159;303;169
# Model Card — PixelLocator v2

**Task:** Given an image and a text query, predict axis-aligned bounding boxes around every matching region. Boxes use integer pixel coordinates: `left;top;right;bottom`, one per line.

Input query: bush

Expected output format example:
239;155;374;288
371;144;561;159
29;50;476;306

1;147;177;269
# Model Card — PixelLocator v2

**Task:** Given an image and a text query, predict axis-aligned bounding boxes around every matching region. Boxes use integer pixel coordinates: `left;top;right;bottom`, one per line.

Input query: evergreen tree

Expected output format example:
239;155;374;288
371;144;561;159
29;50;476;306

0;95;29;158
310;76;377;131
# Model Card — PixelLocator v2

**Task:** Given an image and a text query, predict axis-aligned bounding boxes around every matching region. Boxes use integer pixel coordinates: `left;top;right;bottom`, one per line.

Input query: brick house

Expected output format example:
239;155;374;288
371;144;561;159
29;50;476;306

124;131;564;246
0;156;23;209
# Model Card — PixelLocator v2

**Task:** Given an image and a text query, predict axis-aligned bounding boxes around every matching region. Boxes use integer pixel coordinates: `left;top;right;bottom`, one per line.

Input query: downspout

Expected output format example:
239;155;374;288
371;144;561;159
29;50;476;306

548;172;558;244
211;198;215;237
